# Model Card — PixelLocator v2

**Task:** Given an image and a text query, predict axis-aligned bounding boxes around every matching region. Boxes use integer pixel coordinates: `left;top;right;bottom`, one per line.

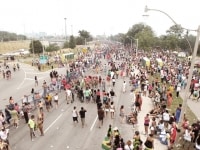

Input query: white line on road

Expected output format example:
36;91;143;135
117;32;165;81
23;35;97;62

90;115;98;131
26;72;49;74
24;78;34;80
17;79;25;90
44;113;63;133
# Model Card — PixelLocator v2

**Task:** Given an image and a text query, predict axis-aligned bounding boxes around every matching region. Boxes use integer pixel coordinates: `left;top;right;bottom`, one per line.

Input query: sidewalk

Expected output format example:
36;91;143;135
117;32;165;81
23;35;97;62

136;94;168;149
180;90;200;119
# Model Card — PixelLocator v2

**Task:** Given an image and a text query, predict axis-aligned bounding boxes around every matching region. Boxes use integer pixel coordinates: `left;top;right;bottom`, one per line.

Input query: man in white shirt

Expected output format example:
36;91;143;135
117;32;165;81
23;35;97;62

0;127;9;142
66;88;72;104
163;110;170;128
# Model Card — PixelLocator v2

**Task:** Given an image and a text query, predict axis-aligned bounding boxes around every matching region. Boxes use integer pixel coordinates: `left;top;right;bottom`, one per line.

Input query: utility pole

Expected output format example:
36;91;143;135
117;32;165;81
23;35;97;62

64;18;67;40
32;39;35;59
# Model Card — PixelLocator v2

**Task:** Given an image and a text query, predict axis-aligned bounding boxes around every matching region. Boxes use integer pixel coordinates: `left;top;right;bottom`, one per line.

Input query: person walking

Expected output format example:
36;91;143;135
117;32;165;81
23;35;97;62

144;114;150;135
110;101;115;119
72;106;78;126
79;107;87;128
119;105;125;123
28;115;36;141
37;109;44;136
97;106;105;128
7;108;19;128
54;93;59;109
35;76;38;87
22;102;29;123
122;81;126;93
66;88;72;104
112;77;116;87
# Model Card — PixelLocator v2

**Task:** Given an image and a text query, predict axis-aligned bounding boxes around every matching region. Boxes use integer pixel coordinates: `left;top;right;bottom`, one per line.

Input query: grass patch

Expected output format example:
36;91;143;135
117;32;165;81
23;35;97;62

171;96;197;124
0;40;30;54
149;72;197;123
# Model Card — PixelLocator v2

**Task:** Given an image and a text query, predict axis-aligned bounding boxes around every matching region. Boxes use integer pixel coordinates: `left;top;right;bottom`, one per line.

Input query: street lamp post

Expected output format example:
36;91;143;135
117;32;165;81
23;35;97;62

127;37;133;49
119;37;125;49
145;5;200;145
128;36;139;57
64;18;67;40
135;38;139;57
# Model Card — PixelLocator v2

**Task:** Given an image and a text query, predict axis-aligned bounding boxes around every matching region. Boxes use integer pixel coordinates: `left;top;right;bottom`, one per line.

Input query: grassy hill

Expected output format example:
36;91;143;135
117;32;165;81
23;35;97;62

0;40;30;54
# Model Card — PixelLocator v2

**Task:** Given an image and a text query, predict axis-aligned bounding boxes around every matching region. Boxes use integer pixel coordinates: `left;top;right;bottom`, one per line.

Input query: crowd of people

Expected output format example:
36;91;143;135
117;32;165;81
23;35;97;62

1;42;200;150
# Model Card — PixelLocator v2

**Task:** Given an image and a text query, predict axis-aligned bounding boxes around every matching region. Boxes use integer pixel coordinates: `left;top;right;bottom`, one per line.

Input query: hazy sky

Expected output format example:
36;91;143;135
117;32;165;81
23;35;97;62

0;0;199;37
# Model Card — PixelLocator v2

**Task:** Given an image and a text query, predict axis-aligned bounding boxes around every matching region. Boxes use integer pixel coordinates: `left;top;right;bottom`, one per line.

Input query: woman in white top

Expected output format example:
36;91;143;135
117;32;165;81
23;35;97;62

110;101;115;119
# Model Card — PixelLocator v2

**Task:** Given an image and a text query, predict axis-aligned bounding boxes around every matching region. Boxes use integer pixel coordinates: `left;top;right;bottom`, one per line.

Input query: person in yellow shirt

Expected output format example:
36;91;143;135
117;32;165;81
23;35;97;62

28;115;36;141
168;85;174;93
47;93;53;108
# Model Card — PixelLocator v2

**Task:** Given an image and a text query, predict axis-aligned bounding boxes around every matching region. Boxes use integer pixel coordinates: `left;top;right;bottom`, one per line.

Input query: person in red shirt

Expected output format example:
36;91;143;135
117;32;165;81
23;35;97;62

169;122;177;149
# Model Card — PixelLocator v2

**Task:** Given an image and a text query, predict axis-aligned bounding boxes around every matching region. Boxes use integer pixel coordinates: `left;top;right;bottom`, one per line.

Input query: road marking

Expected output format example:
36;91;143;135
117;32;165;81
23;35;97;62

17;67;27;90
26;72;49;74
16;79;25;90
25;78;34;80
44;113;63;133
23;68;35;71
90;115;98;131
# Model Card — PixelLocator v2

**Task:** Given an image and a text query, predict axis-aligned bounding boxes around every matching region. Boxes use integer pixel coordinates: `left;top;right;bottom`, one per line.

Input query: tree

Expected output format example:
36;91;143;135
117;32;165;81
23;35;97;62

78;30;90;39
63;41;69;48
29;40;43;54
75;37;84;45
69;35;76;49
46;43;60;52
127;23;148;38
134;26;156;50
166;25;184;37
0;31;27;41
77;30;93;45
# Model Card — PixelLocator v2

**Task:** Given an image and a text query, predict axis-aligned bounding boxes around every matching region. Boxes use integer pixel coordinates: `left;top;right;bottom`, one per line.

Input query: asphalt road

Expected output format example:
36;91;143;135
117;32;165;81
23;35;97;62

0;62;65;110
3;58;138;150
2;57;200;150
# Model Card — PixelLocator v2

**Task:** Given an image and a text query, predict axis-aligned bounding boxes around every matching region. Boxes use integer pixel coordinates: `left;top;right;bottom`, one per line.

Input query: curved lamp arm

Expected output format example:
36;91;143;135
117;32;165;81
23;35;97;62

145;6;197;32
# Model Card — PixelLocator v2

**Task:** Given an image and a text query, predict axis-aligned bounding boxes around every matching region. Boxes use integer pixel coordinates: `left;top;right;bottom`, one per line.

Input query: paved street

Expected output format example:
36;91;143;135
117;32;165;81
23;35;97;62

1;59;170;150
0;62;65;110
5;56;200;150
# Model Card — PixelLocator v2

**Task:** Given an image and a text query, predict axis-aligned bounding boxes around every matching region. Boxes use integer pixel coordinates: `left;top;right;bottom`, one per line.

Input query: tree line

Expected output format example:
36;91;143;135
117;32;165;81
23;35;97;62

29;23;200;55
110;23;198;55
29;30;93;54
0;31;27;41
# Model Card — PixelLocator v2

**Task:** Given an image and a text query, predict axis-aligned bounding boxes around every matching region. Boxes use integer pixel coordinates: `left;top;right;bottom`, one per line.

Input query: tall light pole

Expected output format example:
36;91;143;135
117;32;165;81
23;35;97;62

127;37;133;49
145;4;200;145
32;39;35;60
135;38;138;57
127;36;139;56
119;37;125;49
64;18;67;40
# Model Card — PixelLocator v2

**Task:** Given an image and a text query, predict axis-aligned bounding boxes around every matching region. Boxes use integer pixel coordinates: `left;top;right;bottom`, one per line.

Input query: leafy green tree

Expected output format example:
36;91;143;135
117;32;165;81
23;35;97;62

78;30;90;39
63;41;69;48
29;40;43;54
46;43;60;52
69;35;76;49
0;31;26;41
75;37;84;45
134;26;156;50
77;30;93;45
127;23;148;38
166;25;184;37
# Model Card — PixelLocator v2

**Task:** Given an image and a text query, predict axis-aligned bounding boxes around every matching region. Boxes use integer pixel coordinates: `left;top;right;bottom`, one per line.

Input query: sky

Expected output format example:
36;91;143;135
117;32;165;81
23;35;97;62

0;0;200;37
